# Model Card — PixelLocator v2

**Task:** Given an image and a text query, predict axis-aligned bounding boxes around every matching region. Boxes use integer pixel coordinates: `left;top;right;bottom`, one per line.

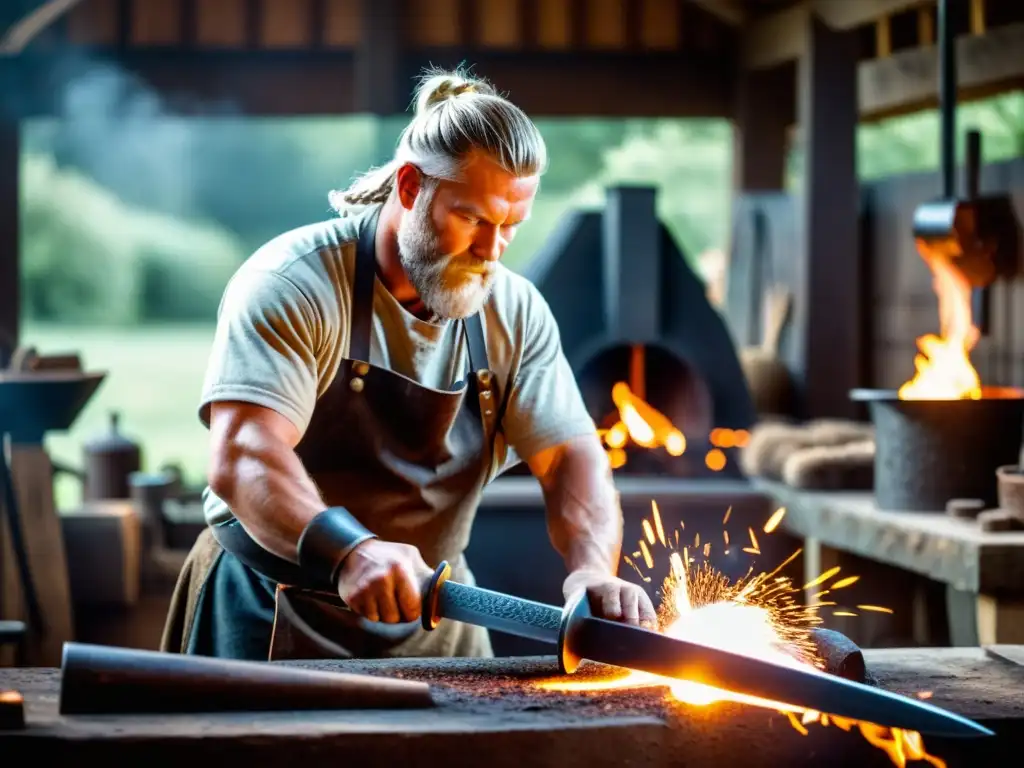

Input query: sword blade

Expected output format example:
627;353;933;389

566;613;993;738
423;568;992;739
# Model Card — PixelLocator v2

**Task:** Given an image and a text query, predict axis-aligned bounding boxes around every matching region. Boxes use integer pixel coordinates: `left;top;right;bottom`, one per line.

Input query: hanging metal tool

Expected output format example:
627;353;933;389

910;0;1021;337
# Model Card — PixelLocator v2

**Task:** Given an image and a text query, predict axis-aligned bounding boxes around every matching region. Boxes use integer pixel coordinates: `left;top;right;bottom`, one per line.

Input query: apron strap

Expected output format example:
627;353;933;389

463;313;489;373
349;205;494;396
348;207;380;363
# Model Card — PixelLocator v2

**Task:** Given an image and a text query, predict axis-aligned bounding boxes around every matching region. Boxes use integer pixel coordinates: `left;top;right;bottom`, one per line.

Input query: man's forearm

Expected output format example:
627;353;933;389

209;421;325;562
533;435;623;576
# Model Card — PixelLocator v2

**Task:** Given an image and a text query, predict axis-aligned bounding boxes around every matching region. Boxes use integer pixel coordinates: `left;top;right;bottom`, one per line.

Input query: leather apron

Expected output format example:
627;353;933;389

182;207;505;661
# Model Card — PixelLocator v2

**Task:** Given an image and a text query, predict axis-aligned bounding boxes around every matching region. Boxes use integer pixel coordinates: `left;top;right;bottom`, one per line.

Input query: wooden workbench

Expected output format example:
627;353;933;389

758;480;1024;646
1;646;1023;767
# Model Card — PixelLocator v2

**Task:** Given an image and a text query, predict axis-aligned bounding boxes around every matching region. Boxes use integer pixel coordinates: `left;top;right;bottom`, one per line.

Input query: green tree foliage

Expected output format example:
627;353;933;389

787;91;1024;191
20;152;246;324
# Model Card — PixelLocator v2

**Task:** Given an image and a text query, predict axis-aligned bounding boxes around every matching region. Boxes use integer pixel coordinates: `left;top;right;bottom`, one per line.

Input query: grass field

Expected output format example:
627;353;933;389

21;323;217;510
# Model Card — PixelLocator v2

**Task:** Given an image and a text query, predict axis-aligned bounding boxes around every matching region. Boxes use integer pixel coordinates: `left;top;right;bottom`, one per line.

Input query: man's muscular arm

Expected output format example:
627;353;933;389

207;400;429;623
207;401;322;562
528;433;658;627
527;433;621;575
201;264;429;623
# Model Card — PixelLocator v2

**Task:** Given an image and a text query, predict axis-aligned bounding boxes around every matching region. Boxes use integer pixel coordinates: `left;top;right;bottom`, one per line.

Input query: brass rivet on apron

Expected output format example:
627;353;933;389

481;390;492;400
484;409;493;417
349;377;364;393
353;361;369;376
477;369;492;386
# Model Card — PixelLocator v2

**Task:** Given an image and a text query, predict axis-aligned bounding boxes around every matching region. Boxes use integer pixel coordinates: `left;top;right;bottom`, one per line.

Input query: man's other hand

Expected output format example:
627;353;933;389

336;539;432;623
563;570;658;629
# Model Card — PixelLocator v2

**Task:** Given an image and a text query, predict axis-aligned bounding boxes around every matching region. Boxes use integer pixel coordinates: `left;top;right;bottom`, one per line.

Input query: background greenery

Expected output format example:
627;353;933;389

18;90;1024;510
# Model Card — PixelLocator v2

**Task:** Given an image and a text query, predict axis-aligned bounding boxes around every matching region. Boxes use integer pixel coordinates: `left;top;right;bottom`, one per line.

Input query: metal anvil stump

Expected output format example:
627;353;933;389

2;645;1021;767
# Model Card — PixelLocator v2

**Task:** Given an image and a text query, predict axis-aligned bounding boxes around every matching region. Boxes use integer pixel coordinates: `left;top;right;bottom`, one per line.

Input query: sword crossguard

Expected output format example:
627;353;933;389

421;560;452;631
557;589;593;675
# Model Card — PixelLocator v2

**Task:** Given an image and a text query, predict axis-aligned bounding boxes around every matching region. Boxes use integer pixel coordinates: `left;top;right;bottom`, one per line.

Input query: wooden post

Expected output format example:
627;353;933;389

355;0;402;116
733;62;794;192
947;588;1024;646
0;119;18;368
791;16;861;419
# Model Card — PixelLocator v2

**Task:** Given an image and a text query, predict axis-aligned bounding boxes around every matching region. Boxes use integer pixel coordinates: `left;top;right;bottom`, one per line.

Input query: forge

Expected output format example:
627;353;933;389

3;646;1022;768
519;185;756;479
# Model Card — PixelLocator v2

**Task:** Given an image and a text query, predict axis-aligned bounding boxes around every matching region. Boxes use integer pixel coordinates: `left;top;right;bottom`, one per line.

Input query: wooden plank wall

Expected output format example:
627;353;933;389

861;157;1024;391
64;0;699;52
729;157;1024;405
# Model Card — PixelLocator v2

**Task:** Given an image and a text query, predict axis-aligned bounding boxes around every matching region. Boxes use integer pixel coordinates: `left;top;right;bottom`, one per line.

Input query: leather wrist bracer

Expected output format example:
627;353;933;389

296;507;378;588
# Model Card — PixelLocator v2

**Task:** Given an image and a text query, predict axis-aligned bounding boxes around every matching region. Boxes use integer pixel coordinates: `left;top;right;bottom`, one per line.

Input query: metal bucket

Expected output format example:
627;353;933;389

850;388;1024;511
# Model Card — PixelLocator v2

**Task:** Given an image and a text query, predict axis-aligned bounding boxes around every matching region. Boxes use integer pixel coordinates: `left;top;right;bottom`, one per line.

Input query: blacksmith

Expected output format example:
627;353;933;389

161;68;657;661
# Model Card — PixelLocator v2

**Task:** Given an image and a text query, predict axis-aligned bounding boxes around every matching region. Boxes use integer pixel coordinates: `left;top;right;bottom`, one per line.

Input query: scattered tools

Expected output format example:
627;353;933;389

421;561;993;738
59;642;434;715
0;347;104;666
996;465;1024;522
946;498;986;520
740;283;794;418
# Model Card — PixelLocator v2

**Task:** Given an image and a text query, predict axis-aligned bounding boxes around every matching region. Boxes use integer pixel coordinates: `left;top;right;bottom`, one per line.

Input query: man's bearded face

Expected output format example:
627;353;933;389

396;187;496;320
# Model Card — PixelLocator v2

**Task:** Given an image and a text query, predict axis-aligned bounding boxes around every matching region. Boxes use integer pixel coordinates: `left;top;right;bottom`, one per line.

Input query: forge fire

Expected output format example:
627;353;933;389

899;241;983;401
539;502;945;768
598;379;750;473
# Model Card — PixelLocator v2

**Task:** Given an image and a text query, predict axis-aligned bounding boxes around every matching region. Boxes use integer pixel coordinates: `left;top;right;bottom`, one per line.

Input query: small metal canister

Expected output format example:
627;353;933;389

83;411;142;501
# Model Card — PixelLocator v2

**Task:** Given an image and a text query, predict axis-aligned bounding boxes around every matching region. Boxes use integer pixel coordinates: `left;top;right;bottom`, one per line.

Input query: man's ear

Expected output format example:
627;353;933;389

394;163;423;211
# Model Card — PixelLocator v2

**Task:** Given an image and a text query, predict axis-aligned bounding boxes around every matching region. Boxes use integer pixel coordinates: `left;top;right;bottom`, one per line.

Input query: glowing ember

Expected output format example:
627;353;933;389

898;241;981;401
539;502;947;768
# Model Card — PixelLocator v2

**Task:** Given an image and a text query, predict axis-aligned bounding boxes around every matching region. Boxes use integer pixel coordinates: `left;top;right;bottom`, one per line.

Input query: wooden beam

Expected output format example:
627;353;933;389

0;48;734;118
792;15;862;419
0;0;89;55
356;0;401;114
742;4;809;70
813;0;933;30
687;0;747;26
859;21;1024;121
733;62;795;191
743;0;936;70
400;49;733;117
747;8;1024;117
2;50;359;116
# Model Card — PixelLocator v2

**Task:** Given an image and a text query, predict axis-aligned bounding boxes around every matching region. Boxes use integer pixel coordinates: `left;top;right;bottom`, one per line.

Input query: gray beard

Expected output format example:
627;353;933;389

396;199;495;320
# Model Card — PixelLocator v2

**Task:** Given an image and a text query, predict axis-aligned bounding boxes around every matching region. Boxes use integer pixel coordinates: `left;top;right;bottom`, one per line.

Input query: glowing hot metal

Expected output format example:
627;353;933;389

421;562;992;739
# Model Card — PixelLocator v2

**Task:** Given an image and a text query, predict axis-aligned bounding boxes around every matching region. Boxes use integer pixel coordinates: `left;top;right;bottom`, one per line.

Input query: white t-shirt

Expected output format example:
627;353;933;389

198;205;596;525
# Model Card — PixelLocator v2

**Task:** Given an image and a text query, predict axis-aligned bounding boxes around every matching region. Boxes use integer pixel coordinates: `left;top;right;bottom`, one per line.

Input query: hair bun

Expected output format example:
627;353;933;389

413;69;493;115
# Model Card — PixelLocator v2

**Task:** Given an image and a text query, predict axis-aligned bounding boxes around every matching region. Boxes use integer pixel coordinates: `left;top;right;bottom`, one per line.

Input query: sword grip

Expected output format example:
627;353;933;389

422;561;563;645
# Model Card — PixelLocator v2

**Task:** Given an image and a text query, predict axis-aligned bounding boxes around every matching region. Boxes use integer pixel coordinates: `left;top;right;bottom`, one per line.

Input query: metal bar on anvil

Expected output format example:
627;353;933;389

421;561;993;739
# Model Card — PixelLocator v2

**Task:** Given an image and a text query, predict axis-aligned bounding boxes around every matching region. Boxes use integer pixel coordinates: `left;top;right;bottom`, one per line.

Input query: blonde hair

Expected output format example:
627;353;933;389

329;66;547;210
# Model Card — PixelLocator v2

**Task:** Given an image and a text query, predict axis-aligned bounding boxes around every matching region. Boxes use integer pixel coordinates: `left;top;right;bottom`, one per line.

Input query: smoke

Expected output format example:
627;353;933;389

40;54;239;217
9;49;384;251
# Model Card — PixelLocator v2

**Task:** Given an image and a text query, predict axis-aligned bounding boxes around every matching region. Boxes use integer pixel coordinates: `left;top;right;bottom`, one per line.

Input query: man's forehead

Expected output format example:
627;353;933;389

447;153;539;207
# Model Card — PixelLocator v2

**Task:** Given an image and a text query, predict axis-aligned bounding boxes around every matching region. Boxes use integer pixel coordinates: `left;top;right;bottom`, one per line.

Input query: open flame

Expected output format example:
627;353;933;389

538;502;946;768
597;381;748;471
899;242;982;400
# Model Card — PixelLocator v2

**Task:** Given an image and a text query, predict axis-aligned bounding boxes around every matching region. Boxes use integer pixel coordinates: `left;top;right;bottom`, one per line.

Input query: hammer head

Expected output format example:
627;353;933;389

912;196;1022;287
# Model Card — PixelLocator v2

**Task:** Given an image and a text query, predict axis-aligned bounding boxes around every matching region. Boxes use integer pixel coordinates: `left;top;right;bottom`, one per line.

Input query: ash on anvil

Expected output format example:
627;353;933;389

542;501;955;768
